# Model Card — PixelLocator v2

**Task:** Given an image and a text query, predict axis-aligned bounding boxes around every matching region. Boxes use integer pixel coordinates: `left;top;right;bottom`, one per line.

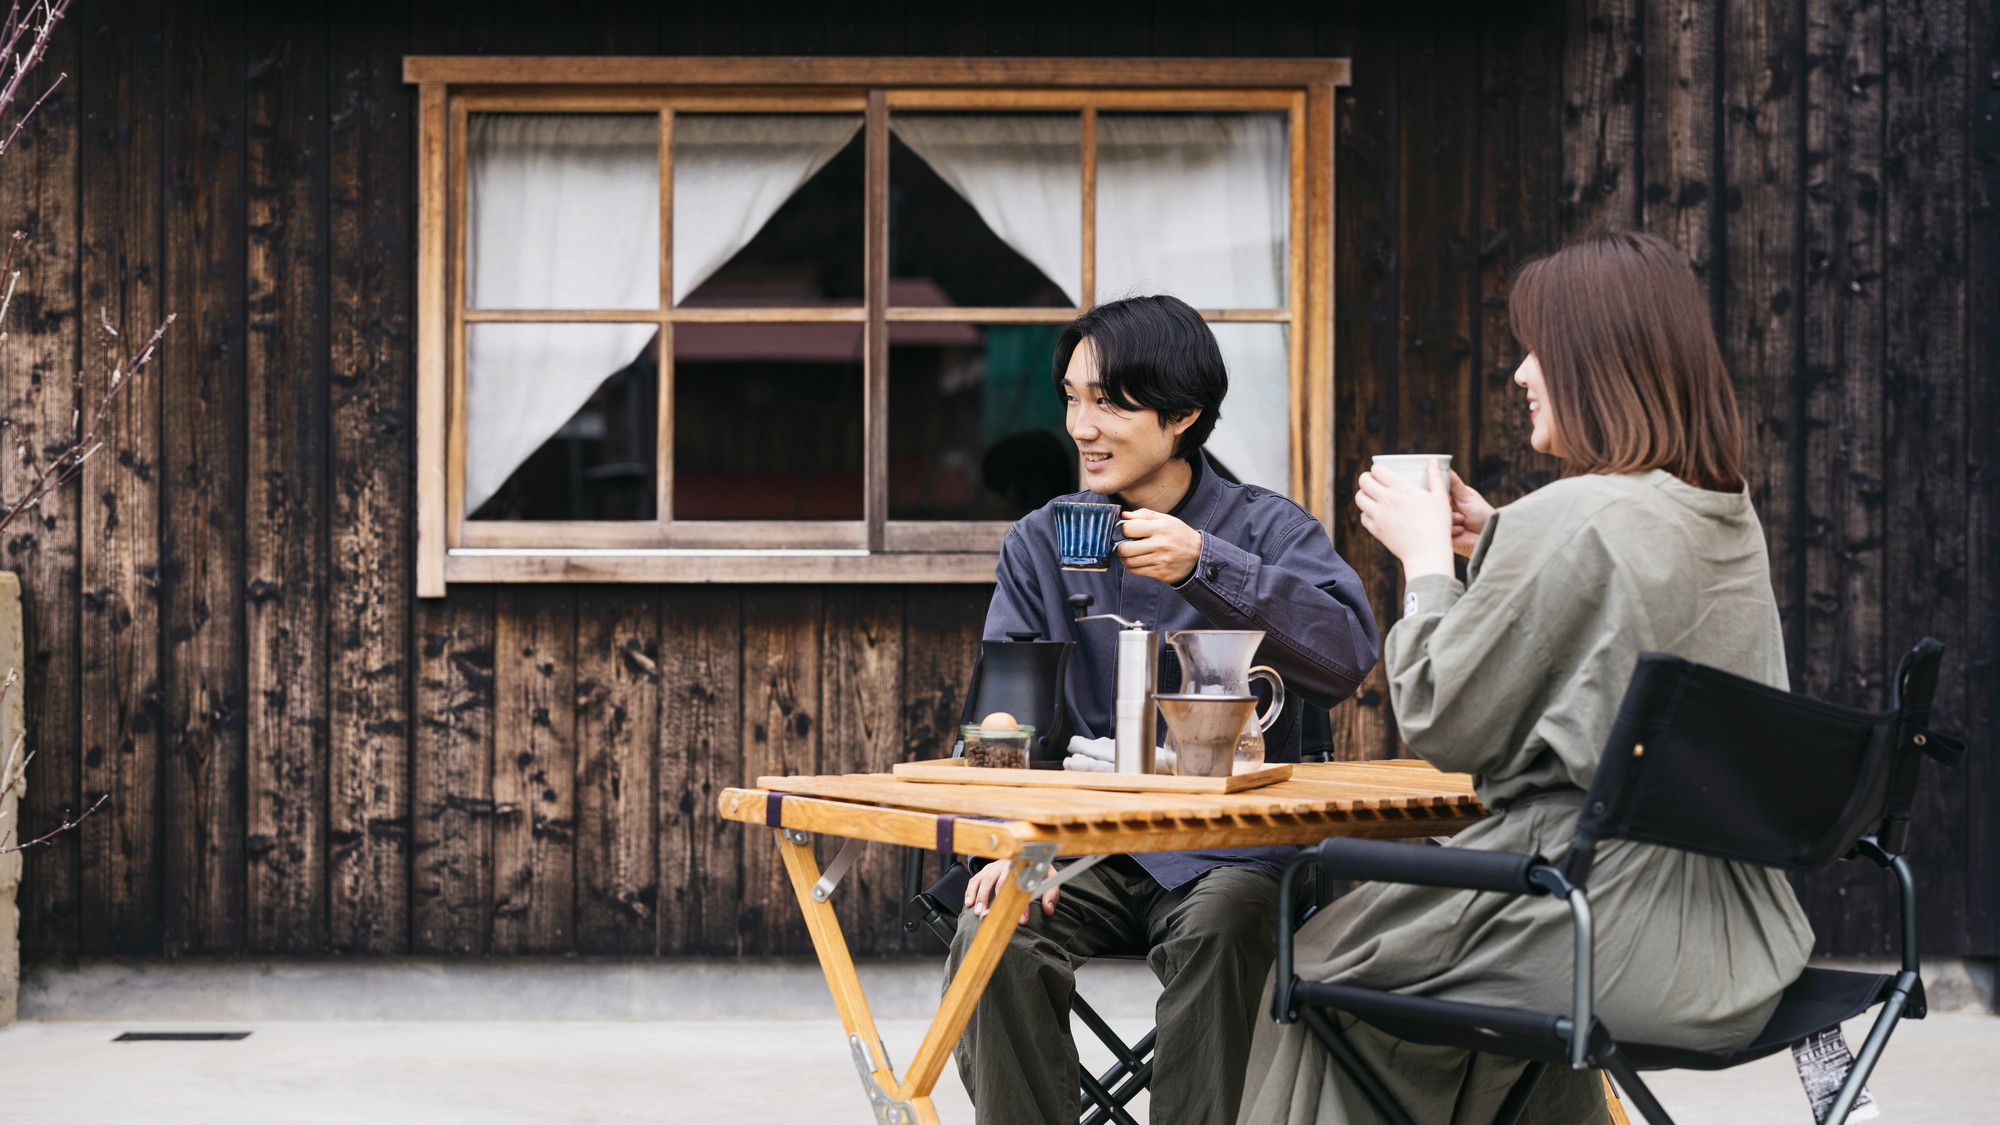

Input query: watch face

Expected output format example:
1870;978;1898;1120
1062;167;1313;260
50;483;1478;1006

1404;592;1420;617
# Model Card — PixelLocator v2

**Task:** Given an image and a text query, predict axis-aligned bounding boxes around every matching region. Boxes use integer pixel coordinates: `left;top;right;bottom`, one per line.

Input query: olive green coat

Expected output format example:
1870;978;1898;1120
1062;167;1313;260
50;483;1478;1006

1237;470;1815;1125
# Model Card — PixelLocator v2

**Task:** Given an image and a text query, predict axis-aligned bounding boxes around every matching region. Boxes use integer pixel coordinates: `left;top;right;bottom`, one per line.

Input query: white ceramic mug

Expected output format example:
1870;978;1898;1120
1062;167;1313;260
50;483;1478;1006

1370;454;1452;491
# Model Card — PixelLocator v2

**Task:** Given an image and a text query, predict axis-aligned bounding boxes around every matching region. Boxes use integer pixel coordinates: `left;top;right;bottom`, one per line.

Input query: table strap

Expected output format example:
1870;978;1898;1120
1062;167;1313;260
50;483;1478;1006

935;814;957;856
765;791;789;828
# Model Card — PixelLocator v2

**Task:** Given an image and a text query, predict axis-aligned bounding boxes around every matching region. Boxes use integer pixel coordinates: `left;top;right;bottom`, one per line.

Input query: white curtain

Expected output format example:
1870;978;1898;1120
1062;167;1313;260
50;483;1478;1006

464;113;860;516
893;112;1292;491
890;115;1082;304
1098;114;1290;491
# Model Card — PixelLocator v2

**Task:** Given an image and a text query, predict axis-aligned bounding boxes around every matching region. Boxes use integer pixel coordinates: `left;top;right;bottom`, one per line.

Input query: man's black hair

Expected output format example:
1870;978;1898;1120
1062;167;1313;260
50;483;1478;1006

1051;294;1227;461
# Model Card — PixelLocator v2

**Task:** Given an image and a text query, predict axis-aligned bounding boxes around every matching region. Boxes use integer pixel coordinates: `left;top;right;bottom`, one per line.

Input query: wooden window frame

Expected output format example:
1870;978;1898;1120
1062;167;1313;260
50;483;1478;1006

406;57;1349;594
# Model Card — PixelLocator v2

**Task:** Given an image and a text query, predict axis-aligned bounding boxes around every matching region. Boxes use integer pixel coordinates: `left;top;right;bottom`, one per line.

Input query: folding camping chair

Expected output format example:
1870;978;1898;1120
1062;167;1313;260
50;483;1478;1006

1269;638;1967;1125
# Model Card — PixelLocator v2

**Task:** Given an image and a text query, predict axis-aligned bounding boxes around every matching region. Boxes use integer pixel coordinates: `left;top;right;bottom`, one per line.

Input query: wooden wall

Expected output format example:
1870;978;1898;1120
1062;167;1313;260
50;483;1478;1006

4;0;1993;960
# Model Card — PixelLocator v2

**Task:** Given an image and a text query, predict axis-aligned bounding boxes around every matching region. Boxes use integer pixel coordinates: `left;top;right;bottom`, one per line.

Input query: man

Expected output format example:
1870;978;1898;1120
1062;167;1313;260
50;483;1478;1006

949;294;1381;1124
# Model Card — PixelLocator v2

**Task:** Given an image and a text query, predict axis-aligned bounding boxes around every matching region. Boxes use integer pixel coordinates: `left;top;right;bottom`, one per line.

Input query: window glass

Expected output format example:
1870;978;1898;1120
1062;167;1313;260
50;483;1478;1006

673;323;864;519
674;115;866;307
889;322;1074;521
466;322;660;520
890;114;1080;308
467;114;659;311
1096;113;1289;309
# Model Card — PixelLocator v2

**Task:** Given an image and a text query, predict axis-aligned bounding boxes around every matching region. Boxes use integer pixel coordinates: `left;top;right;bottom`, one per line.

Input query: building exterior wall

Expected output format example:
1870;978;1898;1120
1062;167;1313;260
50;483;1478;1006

1;0;1992;960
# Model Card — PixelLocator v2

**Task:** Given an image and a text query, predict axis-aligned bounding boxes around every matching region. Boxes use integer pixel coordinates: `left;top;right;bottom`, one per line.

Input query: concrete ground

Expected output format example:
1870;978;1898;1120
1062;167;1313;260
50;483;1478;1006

2;1010;1996;1124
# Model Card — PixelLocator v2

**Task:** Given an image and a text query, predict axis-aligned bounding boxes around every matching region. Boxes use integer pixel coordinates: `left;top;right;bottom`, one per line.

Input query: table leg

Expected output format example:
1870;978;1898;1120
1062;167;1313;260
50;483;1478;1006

893;859;1035;1102
774;827;1036;1124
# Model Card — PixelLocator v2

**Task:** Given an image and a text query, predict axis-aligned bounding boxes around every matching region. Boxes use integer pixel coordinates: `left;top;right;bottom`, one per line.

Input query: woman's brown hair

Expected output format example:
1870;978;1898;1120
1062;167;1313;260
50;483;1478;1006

1508;229;1746;491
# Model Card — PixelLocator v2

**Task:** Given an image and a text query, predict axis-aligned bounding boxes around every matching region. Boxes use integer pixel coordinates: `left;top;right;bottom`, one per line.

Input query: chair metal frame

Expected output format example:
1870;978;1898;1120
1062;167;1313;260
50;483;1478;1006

1268;639;1967;1125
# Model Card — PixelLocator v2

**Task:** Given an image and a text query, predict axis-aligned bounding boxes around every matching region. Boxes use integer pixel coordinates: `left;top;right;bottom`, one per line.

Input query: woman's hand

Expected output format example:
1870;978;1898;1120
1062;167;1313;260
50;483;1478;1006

1356;458;1456;581
964;858;1060;924
1118;508;1202;585
1447;471;1495;557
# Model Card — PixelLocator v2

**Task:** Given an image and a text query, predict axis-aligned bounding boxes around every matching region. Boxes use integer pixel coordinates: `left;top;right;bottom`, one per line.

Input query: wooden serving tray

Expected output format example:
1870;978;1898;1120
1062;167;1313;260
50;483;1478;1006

891;758;1293;794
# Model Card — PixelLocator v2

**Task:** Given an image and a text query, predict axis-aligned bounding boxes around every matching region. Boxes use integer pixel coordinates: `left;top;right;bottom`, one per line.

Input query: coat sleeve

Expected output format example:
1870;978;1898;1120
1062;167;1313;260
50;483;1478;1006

1174;513;1381;709
1384;508;1640;791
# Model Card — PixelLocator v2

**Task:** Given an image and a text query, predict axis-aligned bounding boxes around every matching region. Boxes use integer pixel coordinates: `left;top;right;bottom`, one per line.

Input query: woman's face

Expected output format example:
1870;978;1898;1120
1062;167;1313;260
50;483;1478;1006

1513;352;1562;456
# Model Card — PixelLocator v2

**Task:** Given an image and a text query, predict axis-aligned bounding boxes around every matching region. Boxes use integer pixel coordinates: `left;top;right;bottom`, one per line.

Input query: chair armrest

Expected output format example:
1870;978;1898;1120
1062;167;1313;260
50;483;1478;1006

1313;837;1550;896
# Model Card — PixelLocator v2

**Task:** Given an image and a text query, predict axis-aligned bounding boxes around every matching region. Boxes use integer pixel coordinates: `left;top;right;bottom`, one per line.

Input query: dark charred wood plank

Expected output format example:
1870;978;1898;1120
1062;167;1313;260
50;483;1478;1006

820;586;906;955
1641;0;1720;292
75;0;165;957
243;0;331;955
900;585;984;766
491;586;577;953
413;590;493;955
657;586;742;955
1721;0;1807;680
1474;3;1563;511
740;587;820;955
575;587;661;955
1881;0;1970;956
1796;0;1889;954
1559;0;1642;231
326;1;414;955
2;12;82;957
1330;8;1398;760
159;0;248;954
1967;0;2000;957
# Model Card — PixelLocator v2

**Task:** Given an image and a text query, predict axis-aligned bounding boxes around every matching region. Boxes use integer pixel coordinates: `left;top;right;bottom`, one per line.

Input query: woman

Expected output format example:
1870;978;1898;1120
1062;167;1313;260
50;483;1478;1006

1236;230;1814;1124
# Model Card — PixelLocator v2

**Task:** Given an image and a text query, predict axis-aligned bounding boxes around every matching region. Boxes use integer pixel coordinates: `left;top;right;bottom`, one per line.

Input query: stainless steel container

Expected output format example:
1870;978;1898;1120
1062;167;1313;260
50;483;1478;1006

1111;624;1158;774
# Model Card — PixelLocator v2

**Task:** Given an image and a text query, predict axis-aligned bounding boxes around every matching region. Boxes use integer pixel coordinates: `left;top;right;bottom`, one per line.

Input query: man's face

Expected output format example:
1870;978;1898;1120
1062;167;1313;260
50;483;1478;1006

1061;341;1197;498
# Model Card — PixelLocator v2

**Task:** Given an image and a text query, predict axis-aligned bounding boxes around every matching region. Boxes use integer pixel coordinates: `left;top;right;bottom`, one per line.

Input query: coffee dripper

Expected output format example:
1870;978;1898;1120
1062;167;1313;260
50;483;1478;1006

1164;630;1285;768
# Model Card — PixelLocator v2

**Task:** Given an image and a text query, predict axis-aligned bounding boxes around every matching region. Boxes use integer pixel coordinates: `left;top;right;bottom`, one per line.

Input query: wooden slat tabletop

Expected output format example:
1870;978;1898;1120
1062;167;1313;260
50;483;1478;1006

735;758;1483;829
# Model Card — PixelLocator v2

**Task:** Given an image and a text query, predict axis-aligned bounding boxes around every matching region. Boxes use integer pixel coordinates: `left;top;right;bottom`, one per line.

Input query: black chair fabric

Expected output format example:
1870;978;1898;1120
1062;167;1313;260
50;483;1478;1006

1615;968;1900;1071
1576;639;1948;870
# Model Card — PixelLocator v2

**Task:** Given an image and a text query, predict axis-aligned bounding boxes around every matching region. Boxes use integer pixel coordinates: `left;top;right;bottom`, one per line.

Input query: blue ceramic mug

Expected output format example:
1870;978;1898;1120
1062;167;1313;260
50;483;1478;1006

1053;501;1121;571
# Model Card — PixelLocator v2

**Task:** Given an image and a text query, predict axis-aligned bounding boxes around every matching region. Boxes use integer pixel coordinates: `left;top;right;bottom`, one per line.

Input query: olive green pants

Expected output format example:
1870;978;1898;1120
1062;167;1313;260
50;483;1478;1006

945;855;1281;1125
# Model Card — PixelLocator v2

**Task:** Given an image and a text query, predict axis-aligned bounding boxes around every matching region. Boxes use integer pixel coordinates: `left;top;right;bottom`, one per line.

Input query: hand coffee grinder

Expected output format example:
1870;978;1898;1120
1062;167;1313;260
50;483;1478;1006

1066;593;1157;774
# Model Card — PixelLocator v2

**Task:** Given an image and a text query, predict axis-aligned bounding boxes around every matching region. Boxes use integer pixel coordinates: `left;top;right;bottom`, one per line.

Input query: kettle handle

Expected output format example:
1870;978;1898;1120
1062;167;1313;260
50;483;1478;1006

1249;666;1286;732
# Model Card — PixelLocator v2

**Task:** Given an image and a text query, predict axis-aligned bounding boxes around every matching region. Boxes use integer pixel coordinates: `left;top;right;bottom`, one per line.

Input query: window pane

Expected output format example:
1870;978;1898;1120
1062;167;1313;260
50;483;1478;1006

674;323;863;519
1205;323;1290;492
1096;113;1288;308
467;322;659;520
468;114;659;311
675;115;866;307
890;114;1079;308
889;322;1075;520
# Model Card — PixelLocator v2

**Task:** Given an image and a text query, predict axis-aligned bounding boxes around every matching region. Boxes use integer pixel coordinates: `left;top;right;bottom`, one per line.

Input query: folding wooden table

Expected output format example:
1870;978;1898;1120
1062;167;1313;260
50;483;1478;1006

717;759;1487;1125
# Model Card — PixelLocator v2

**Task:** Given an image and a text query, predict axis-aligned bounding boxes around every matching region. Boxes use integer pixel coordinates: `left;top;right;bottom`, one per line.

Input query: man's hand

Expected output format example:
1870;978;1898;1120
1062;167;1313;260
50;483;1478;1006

964;858;1060;924
1117;508;1202;585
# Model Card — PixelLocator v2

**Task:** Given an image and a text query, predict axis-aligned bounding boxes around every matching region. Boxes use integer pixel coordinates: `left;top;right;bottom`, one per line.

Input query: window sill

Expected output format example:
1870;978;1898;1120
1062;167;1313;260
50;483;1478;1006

440;548;998;586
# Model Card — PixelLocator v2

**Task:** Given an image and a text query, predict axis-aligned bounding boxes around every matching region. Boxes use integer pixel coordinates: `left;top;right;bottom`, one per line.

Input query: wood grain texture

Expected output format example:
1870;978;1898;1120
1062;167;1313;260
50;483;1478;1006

1641;0;1719;284
1967;0;2000;957
159;1;248;954
819;586;907;954
574;587;661;954
1722;0;1807;675
490;586;577;953
657;586;744;954
75;1;164;956
2;12;81;957
1473;3;1562;512
400;56;1351;89
243;2;331;955
1795;0;1889;954
1880;0;1970;956
1328;9;1399;762
740;587;821;955
326;1;414;955
412;590;494;954
1559;0;1641;231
